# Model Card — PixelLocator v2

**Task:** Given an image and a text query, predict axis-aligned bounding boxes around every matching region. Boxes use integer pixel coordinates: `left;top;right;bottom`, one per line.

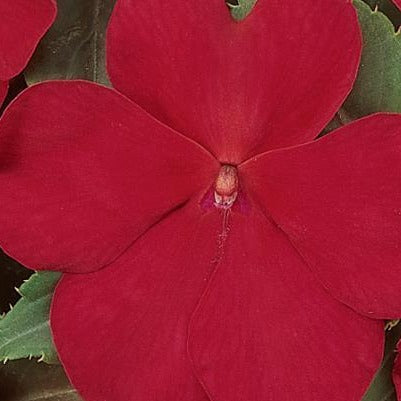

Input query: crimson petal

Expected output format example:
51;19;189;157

0;0;56;81
240;114;401;318
51;202;224;401
0;81;218;273
107;0;361;163
188;208;384;401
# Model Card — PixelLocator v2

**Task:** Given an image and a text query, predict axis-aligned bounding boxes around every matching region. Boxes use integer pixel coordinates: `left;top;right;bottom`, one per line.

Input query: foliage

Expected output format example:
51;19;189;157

227;0;258;20
0;272;60;364
344;0;401;118
25;0;116;86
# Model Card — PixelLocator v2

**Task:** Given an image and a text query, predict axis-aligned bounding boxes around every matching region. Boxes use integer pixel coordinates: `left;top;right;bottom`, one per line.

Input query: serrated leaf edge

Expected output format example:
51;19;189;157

0;272;60;364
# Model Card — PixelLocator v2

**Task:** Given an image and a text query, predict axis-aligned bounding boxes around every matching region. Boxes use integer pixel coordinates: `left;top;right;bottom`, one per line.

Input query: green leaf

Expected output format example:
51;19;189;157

344;0;401;118
25;0;116;86
0;360;81;401
362;323;401;401
362;0;401;27
0;272;61;364
227;0;258;21
0;251;31;314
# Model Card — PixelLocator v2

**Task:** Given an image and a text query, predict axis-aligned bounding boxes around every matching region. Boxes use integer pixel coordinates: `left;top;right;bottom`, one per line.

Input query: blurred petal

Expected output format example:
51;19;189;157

240;114;401;318
0;0;56;80
188;208;384;401
51;202;223;401
107;0;361;163
0;81;218;273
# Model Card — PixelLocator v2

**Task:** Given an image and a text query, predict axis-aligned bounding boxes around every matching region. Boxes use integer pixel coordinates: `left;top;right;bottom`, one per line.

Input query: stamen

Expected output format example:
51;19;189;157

214;165;238;209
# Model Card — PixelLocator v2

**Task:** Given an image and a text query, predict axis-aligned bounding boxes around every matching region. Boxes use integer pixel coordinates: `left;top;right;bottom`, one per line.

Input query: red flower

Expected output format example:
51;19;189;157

0;1;400;400
0;0;56;107
378;2;401;399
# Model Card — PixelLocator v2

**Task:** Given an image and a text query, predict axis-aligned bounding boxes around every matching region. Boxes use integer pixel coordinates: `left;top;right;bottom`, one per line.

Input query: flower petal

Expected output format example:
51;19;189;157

0;81;8;108
0;81;218;273
0;0;56;80
107;0;361;163
394;0;401;10
51;202;223;401
240;114;401;318
188;208;384;401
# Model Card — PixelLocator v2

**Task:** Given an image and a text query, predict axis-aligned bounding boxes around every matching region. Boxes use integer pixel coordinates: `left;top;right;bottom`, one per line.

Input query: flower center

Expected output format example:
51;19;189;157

214;165;238;209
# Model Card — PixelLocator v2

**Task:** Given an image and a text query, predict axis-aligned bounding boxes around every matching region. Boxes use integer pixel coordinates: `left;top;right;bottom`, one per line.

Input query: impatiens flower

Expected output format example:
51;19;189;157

0;0;56;108
0;0;400;400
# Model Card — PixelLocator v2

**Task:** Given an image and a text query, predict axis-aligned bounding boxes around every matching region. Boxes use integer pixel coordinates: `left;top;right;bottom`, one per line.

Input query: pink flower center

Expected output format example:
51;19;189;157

214;165;238;209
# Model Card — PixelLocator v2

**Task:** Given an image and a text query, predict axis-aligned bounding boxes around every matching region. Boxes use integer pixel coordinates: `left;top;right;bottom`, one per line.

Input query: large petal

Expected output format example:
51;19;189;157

107;0;361;163
240;114;401;319
188;207;384;401
51;202;224;401
0;0;56;80
0;81;218;273
0;81;7;108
